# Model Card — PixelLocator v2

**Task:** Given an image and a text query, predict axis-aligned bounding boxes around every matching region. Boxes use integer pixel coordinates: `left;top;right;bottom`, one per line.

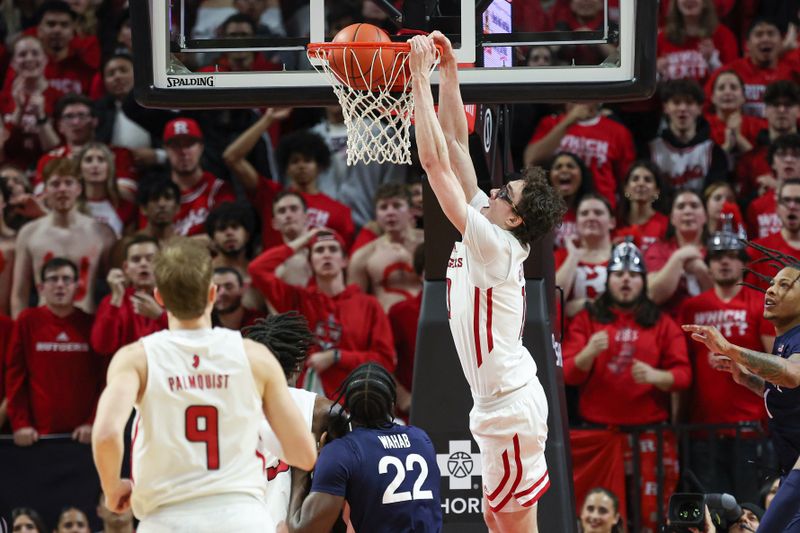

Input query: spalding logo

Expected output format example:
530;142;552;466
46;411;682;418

167;76;215;87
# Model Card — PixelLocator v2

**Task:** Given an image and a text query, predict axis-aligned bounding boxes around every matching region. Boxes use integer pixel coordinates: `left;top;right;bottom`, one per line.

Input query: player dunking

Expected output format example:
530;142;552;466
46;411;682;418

91;238;317;532
410;34;566;532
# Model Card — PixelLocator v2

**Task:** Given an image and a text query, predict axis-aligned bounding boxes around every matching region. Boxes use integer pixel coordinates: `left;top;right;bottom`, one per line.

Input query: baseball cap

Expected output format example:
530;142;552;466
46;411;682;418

308;229;346;252
163;118;203;144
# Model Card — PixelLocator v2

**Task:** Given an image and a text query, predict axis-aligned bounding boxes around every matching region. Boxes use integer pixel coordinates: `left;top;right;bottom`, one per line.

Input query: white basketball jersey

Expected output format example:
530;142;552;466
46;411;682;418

446;191;538;398
260;388;317;527
131;328;266;519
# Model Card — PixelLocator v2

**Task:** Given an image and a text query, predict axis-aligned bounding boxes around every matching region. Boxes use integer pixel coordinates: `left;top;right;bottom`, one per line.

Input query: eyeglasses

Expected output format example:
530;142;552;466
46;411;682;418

60;112;91;122
779;196;800;207
43;275;76;284
497;183;524;223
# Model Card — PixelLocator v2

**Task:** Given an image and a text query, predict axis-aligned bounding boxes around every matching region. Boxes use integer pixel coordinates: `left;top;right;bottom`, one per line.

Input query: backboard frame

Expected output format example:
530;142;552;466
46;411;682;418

130;0;657;109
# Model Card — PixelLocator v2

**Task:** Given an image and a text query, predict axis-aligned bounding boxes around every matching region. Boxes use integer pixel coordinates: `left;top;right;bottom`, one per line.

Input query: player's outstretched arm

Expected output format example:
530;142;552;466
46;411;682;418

92;342;145;513
410;36;467;234
682;324;800;388
245;339;317;471
429;31;479;201
287;489;343;533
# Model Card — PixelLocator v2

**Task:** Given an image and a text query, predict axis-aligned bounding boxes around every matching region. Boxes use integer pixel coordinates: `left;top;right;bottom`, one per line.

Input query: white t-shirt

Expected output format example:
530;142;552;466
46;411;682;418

446;190;538;398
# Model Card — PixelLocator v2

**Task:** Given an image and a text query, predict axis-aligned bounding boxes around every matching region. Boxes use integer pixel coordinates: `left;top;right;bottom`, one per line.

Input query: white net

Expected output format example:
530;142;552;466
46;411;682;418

308;44;439;166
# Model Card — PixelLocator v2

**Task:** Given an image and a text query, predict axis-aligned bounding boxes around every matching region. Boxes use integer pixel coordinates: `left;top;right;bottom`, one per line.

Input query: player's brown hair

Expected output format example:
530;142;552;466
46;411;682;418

511;166;567;247
154;238;213;319
42;157;80;184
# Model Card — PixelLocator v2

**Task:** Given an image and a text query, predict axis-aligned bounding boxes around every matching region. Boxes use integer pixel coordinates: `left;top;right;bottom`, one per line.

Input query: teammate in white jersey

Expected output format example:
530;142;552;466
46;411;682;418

91;238;317;533
410;34;567;533
243;311;337;531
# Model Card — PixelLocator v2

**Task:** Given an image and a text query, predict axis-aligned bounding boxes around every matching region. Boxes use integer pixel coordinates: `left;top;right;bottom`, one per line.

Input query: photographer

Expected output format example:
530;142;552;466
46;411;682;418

679;498;762;533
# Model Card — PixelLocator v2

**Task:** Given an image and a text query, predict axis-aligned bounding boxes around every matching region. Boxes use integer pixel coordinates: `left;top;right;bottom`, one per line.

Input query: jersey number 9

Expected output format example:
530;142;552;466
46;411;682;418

185;405;220;470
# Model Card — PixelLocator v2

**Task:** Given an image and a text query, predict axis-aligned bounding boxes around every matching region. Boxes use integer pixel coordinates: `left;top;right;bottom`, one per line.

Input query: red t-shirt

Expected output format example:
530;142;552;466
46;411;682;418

174;171;236;236
388;292;421;393
5;306;102;434
562;308;691;425
90;287;168;357
529;114;635;208
350;225;380;255
249;177;355;251
554;248;609;302
614;212;669;253
706;58;798;118
0;86;62;169
554;208;577;250
746;191;780;239
0;314;13;400
679;288;771;426
657;25;738;83
735;141;771;199
4;32;99;95
705;113;767;149
248;244;396;399
645;238;706;317
750;232;800;290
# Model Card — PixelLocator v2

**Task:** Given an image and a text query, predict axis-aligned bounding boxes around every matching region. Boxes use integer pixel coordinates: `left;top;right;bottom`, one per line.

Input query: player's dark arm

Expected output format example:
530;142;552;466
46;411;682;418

311;396;333;443
737;371;766;397
731;349;800;388
287;489;344;533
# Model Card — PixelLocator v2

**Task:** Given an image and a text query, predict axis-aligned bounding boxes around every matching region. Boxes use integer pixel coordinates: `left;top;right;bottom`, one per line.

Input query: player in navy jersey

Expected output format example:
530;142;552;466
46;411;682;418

287;362;442;533
684;241;800;529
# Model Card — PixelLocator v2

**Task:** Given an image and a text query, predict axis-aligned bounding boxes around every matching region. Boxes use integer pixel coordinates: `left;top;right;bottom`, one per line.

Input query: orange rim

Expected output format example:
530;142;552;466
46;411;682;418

307;42;413;53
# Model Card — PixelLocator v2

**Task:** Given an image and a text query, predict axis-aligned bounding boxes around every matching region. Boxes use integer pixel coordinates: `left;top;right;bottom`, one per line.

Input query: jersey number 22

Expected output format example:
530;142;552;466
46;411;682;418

379;453;433;504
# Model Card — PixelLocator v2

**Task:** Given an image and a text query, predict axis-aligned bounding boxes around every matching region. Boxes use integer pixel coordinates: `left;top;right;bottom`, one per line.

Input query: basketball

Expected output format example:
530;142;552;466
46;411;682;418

329;23;395;91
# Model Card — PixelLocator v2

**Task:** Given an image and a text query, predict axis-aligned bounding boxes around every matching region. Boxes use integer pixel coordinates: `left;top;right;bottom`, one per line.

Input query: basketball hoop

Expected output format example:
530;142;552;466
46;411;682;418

307;41;441;166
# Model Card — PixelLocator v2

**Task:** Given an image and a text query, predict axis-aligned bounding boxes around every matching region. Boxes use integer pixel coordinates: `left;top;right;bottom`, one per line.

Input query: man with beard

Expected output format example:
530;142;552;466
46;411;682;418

163;117;235;236
706;17;797;118
749;178;800;289
746;134;800;239
678;220;774;502
11;157;115;317
563;240;690;532
248;227;395;399
684;242;800;529
212;267;264;331
6;257;102;446
347;183;423;313
270;191;312;288
91;235;167;357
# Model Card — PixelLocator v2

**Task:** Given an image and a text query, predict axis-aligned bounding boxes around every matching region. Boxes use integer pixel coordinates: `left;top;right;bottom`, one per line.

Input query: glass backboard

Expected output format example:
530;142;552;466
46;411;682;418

129;0;656;108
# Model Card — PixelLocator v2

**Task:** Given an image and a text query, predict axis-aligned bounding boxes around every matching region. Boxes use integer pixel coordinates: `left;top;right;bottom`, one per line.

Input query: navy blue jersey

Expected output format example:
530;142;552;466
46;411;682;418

766;324;800;473
311;424;442;532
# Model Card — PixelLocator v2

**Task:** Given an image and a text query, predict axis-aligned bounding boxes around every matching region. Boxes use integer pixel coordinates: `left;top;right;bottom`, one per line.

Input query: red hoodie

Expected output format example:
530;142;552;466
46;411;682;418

562;308;691;425
91;287;168;357
5;306;102;434
249;244;396;398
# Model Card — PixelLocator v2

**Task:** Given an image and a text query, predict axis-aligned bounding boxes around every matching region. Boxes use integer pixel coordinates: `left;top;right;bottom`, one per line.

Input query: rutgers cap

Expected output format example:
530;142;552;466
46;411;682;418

163;118;203;144
608;238;646;274
308;229;346;252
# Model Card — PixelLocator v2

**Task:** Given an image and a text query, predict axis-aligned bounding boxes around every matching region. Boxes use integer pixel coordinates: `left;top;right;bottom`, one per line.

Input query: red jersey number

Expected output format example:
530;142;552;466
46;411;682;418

185;405;220;470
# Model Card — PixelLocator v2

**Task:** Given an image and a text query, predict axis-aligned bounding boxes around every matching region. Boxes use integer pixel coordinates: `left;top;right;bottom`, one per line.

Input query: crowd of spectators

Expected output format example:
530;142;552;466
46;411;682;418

1;0;799;530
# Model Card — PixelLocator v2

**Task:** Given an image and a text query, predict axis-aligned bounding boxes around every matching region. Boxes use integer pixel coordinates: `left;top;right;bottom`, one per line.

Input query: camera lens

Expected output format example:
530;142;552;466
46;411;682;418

677;502;702;521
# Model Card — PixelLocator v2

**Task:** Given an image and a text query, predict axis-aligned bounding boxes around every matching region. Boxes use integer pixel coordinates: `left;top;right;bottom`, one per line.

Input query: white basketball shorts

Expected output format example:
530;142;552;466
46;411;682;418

136;493;275;533
469;379;550;513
